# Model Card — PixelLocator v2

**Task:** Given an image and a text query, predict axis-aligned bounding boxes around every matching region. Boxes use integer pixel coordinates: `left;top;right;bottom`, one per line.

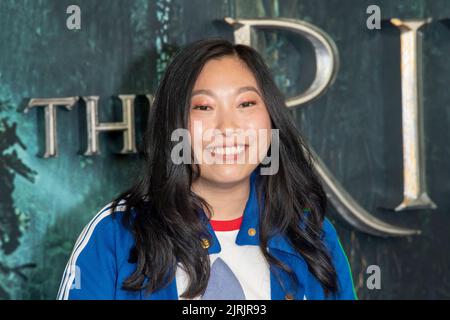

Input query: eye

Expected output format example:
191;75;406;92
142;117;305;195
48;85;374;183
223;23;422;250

239;101;257;108
192;105;211;111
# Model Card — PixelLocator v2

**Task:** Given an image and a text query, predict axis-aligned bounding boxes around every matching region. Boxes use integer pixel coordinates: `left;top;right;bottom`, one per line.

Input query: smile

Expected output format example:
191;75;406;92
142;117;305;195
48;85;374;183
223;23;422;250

207;145;247;156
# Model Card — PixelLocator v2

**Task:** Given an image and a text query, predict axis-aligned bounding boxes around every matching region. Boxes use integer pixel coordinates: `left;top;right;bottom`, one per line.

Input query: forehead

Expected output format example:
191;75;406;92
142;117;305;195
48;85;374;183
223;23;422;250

193;55;258;89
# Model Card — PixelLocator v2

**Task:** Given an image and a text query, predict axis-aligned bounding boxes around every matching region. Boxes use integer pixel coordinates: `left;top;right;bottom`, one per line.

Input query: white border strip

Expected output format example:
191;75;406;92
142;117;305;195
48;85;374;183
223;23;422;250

57;200;126;300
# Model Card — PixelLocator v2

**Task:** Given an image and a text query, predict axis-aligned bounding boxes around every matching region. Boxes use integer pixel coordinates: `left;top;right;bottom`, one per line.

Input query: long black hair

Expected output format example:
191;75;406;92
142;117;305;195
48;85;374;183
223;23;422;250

110;38;337;298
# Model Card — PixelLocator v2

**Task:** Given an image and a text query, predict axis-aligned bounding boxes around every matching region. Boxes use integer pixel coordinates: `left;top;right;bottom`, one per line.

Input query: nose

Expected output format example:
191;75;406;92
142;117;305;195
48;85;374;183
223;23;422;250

216;106;239;137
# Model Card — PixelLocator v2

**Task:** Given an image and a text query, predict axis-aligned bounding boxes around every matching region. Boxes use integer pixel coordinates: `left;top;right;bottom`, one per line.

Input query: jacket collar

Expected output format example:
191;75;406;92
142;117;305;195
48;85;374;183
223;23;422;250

200;168;298;257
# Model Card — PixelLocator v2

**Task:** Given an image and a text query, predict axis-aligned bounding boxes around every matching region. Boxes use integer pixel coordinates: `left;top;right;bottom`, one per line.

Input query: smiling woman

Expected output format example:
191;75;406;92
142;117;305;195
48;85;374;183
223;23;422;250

57;38;357;300
187;55;274;222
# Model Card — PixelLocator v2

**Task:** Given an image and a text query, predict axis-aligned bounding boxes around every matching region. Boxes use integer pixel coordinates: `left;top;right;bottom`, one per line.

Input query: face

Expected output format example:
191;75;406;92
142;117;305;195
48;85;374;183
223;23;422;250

188;55;272;186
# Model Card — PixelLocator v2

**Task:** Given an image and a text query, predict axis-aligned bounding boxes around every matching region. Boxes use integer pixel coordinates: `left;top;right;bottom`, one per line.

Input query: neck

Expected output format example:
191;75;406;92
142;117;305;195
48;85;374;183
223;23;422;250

191;177;251;221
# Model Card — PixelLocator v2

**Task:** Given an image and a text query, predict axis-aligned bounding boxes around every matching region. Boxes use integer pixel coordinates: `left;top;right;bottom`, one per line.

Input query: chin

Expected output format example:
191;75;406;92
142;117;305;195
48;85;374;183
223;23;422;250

204;164;255;185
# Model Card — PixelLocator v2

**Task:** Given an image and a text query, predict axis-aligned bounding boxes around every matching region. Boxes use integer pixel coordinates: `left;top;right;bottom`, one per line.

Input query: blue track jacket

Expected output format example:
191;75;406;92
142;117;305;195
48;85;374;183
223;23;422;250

57;171;357;300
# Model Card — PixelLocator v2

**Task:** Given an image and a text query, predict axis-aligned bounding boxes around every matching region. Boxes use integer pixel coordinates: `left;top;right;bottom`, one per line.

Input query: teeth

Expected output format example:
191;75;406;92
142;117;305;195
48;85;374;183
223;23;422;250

210;145;245;155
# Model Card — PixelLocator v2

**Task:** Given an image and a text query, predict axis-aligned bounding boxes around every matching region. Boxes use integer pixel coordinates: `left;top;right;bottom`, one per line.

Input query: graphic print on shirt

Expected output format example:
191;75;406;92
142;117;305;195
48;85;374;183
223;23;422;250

176;213;272;300
201;257;246;300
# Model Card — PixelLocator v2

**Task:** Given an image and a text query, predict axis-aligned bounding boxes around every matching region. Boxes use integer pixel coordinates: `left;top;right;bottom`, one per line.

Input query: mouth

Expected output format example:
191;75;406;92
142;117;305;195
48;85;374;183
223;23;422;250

206;144;248;160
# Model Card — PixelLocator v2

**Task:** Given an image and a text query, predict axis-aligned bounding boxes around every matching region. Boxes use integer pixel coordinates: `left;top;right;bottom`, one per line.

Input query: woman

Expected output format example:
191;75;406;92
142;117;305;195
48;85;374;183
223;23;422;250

57;38;357;300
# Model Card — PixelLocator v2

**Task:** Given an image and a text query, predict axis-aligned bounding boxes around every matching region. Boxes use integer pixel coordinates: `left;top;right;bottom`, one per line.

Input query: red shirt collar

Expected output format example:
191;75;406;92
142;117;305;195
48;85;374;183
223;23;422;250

209;215;243;231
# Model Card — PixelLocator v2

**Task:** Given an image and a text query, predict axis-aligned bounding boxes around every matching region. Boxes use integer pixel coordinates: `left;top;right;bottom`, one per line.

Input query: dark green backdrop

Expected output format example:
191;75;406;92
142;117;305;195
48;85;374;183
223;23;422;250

0;0;449;299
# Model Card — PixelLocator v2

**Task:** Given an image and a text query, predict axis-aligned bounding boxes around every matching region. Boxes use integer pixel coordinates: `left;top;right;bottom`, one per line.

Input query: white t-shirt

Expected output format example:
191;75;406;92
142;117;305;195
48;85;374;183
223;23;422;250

176;216;271;300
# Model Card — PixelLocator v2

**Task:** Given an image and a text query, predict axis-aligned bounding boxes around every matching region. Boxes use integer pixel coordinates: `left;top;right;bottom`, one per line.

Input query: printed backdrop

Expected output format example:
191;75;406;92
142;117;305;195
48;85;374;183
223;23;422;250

0;0;449;299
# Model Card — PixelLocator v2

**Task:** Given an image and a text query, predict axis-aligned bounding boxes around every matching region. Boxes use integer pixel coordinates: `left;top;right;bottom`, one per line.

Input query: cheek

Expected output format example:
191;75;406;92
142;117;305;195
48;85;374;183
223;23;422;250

243;108;271;130
248;110;271;138
188;124;203;157
188;118;216;160
239;110;272;162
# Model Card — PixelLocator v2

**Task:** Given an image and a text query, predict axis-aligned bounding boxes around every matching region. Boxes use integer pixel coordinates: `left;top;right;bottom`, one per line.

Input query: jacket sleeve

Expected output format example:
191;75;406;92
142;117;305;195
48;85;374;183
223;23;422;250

57;209;118;300
322;217;358;300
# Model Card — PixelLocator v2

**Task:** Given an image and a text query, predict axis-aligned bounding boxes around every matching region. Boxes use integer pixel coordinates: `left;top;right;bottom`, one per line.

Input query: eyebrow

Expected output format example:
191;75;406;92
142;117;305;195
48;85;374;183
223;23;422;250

190;86;261;98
